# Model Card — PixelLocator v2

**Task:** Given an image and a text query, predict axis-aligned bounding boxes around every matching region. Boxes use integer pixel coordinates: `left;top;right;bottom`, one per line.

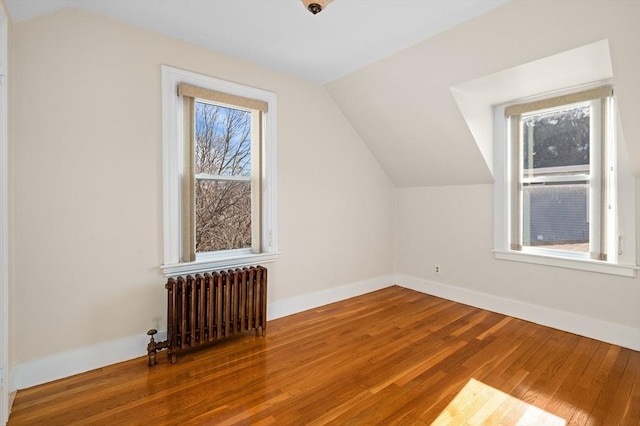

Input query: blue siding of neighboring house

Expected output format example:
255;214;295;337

524;184;589;245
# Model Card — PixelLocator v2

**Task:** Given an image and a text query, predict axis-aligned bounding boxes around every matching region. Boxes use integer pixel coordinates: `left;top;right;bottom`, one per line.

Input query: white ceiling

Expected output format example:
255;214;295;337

7;1;638;188
5;0;508;83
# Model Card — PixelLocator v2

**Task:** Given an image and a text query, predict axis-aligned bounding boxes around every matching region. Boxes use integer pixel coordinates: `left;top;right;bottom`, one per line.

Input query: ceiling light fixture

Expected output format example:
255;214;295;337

302;0;333;15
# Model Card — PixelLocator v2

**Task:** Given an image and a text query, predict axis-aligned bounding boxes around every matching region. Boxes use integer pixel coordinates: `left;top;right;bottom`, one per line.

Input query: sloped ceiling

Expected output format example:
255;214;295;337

6;1;639;188
326;0;640;187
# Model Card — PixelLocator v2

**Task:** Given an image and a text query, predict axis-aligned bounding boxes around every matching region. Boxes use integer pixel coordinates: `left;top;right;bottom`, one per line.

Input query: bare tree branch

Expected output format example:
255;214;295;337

193;102;253;252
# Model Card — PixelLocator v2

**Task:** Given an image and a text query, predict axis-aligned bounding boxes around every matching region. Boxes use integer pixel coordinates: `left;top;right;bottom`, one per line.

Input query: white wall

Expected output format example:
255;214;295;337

9;0;640;392
326;0;640;349
395;184;640;348
388;0;640;349
10;9;395;376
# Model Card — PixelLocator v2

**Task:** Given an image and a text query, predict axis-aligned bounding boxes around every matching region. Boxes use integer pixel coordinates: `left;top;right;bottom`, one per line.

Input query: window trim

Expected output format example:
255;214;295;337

161;66;278;276
492;249;636;278
493;84;638;277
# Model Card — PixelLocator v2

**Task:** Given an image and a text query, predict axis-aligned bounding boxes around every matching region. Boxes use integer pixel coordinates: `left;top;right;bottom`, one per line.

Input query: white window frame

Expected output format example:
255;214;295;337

493;85;637;277
161;66;278;276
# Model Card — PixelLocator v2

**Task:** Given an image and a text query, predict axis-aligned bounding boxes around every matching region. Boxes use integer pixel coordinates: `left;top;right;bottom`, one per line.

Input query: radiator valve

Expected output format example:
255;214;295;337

147;329;169;366
146;329;158;366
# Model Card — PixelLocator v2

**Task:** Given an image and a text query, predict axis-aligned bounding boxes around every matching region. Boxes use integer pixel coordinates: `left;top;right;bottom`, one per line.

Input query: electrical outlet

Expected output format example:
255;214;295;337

434;264;441;274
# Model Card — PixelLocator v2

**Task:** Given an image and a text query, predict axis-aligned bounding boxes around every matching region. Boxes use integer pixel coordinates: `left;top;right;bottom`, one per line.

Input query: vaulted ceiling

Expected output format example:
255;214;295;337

6;0;640;187
4;0;508;84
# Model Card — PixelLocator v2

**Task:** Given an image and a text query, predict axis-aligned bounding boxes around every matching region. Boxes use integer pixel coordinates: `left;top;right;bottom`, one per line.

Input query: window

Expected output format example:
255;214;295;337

506;86;612;261
194;101;254;253
494;84;636;277
162;67;278;276
450;40;637;277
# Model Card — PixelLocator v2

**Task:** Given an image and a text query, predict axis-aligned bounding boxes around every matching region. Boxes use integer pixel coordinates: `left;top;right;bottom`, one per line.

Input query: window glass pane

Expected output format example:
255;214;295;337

194;100;253;253
195;101;251;177
522;182;589;253
522;104;590;177
195;180;251;252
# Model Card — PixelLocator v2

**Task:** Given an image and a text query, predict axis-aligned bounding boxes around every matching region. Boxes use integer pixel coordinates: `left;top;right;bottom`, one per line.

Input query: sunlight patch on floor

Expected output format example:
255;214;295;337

431;378;566;425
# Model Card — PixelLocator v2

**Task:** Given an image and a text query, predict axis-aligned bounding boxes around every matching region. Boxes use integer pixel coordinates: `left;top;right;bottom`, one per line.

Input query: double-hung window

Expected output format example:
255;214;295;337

162;67;278;276
505;86;613;261
490;84;635;273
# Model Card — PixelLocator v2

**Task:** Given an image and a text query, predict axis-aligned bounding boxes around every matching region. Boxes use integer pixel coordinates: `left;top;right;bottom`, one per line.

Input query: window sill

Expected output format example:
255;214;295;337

161;252;280;277
493;249;638;278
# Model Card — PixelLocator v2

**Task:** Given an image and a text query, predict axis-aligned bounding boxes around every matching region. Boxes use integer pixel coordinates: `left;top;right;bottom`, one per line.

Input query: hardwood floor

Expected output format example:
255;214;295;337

8;286;640;425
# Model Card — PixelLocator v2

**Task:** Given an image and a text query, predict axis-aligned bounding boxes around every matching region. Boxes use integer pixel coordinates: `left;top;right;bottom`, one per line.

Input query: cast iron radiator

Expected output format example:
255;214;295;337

146;266;267;365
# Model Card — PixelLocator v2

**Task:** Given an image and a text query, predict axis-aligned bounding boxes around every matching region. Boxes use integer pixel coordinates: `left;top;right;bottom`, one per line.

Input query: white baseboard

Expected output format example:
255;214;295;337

267;274;394;321
14;330;167;391
14;275;394;390
7;368;15;421
6;390;14;426
396;274;640;351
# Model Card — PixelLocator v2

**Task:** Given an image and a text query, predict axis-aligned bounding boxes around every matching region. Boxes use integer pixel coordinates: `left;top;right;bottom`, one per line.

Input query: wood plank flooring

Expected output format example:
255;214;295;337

8;286;640;425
